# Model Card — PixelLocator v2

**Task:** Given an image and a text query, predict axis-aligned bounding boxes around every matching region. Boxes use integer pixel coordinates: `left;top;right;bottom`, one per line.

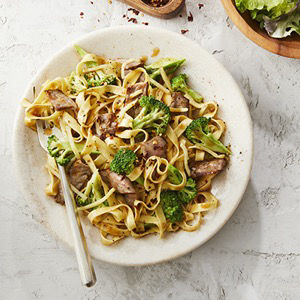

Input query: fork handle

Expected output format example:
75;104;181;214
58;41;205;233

58;165;96;287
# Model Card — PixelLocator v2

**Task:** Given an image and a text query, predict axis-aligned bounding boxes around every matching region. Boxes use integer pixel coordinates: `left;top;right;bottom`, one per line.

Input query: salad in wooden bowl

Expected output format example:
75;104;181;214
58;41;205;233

221;0;300;58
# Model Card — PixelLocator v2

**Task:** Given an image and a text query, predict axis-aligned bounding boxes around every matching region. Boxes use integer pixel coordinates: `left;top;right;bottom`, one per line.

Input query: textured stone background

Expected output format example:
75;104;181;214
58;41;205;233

1;1;300;299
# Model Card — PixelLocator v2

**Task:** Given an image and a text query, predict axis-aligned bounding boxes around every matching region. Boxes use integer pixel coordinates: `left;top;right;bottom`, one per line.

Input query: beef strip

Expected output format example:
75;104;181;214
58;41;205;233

170;92;189;116
192;108;200;119
100;169;137;207
124;193;138;207
137;72;146;83
189;158;227;179
69;159;92;190
126;82;148;99
98;113;118;140
55;184;65;205
127;104;142;119
124;60;144;76
141;136;167;159
46;89;77;111
108;172;136;194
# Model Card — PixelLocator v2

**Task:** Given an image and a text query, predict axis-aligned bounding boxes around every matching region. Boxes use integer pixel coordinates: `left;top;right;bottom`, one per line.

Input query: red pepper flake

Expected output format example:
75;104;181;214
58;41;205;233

181;29;189;34
128;17;138;24
179;14;182;18
142;22;149;26
188;11;193;22
80;12;84;18
198;3;204;9
143;0;169;7
128;8;140;15
123;14;126;18
90;1;94;4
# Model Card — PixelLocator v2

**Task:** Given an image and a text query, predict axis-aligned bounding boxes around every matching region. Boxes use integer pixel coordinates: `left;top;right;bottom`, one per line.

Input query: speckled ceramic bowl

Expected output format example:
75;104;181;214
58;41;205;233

13;26;253;266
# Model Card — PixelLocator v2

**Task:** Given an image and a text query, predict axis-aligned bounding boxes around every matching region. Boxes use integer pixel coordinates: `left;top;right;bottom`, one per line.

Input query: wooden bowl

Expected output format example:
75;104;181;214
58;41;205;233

119;0;184;19
221;0;300;58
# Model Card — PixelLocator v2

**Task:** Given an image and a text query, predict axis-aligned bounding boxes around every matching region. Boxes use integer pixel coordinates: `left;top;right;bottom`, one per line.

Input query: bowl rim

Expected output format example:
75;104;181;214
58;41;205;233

12;25;254;266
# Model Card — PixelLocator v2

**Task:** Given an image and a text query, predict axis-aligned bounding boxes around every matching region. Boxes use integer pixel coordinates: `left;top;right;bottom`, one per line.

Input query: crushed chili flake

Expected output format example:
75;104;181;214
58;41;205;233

179;14;182;18
142;22;149;26
198;3;204;9
128;8;140;15
128;17;138;24
142;0;169;7
90;1;94;4
181;29;189;34
80;12;84;18
188;11;193;22
123;14;126;18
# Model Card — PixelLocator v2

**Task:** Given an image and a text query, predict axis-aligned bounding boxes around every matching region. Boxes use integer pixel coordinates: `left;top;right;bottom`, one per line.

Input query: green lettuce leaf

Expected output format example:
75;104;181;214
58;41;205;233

236;0;298;19
264;9;300;37
235;0;300;37
235;0;298;18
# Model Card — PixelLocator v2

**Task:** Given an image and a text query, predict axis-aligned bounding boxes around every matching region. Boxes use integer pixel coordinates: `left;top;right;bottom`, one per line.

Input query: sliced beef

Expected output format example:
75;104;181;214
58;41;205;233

190;158;227;179
69;160;92;190
192;108;200;119
100;169;137;207
55;184;65;205
124;60;144;76
46;89;77;111
141;136;167;159
137;72;146;83
127;104;142;119
126;82;148;99
108;172;136;194
170;92;189;116
98;113;118;140
99;169;110;184
124;193;138;207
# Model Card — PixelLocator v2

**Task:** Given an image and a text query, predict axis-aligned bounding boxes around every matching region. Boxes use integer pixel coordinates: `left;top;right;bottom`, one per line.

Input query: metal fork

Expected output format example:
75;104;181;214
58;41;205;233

36;120;96;287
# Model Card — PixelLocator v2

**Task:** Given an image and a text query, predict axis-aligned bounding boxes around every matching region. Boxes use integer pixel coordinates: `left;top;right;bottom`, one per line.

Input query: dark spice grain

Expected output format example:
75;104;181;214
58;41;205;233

128;8;140;15
188;11;193;22
142;0;169;7
128;17;138;24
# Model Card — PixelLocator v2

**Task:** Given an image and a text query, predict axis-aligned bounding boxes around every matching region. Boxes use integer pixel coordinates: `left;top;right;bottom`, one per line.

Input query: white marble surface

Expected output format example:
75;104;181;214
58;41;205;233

1;0;300;299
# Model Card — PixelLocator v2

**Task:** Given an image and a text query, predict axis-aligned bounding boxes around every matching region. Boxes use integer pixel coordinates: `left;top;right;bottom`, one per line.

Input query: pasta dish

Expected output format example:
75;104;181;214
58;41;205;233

23;46;231;245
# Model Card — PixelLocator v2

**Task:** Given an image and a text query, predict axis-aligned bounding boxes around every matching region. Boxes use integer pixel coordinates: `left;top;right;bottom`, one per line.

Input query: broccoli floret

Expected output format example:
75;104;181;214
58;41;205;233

167;165;197;204
171;74;203;103
185;117;230;155
178;178;197;205
167;165;183;185
69;72;87;94
74;45;98;68
160;190;183;223
47;135;75;166
132;96;171;135
84;71;117;88
144;223;155;230
74;45;89;58
145;58;185;80
135;175;144;186
110;149;137;175
76;172;105;207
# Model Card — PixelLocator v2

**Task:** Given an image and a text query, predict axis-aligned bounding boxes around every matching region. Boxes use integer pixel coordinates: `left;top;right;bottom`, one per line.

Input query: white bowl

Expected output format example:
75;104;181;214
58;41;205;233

13;26;253;266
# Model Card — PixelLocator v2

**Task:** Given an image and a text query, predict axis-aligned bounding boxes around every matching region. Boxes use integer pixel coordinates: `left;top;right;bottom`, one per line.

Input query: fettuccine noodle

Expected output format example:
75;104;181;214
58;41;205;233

23;46;230;245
